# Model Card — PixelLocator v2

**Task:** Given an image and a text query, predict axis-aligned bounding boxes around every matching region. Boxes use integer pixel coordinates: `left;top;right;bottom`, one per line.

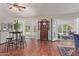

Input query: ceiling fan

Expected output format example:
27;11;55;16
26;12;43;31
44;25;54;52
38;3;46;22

8;3;26;11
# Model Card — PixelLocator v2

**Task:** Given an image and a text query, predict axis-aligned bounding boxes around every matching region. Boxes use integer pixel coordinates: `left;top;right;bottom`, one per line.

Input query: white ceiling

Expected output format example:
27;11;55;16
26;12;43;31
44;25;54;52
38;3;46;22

0;3;79;18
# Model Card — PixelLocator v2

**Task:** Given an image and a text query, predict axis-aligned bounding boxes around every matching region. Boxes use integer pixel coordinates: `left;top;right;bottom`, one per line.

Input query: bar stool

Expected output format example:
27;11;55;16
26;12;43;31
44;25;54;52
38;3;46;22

6;38;14;52
19;36;25;48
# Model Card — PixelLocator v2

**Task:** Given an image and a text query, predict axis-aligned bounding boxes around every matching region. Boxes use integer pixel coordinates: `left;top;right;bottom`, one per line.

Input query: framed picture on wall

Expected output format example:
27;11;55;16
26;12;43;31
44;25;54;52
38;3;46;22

8;23;13;31
25;25;30;32
1;23;8;31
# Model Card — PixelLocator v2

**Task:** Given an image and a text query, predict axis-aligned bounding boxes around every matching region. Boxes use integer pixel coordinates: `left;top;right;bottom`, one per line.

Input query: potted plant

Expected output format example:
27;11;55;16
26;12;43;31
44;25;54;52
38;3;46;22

14;20;20;32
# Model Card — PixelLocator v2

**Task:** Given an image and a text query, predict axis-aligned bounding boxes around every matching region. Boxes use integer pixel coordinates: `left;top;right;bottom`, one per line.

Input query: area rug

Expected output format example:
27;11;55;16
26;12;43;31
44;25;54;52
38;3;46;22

73;50;79;56
58;47;74;56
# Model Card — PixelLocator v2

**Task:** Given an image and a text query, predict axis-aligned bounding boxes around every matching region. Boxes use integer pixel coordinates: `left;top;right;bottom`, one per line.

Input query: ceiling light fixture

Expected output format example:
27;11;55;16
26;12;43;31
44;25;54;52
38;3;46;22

8;3;26;12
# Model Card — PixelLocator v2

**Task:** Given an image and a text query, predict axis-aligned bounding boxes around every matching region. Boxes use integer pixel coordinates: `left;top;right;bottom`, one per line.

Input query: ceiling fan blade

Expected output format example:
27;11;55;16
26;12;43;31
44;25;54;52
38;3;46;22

20;6;26;9
7;3;26;12
17;6;26;9
9;7;12;9
7;3;26;8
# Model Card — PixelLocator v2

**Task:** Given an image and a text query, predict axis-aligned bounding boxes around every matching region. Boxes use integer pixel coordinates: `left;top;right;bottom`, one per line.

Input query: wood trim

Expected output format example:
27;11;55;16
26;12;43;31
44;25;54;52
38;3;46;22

51;18;52;41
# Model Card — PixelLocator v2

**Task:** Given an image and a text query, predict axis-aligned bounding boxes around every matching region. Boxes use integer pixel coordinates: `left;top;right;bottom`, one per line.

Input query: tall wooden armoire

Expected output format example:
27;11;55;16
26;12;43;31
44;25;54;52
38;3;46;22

38;19;49;41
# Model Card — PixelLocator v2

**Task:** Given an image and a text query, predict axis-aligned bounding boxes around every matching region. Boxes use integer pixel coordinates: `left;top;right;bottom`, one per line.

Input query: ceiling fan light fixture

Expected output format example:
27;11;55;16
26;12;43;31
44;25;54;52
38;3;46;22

8;3;26;12
9;6;18;12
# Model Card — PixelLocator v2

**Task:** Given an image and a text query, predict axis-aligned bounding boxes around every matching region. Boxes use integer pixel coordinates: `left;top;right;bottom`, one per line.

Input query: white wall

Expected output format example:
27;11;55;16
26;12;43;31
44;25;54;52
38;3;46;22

0;17;52;43
0;16;75;43
22;18;39;39
19;17;51;40
0;17;15;43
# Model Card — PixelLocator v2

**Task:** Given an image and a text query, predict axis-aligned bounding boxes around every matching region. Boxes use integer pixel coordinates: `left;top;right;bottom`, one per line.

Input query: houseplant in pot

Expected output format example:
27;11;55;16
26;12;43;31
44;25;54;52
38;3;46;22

14;20;20;32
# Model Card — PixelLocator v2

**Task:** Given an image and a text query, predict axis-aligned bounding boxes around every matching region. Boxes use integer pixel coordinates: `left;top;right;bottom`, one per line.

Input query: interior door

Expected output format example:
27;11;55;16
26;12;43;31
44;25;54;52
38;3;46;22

39;19;49;41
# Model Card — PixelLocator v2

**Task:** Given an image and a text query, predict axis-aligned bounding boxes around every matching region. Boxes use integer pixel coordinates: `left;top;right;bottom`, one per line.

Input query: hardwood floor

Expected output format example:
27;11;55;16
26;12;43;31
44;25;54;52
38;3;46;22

0;39;61;56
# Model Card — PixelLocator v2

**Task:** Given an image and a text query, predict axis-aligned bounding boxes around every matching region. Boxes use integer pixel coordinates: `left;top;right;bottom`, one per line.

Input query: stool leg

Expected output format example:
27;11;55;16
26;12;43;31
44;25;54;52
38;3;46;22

20;42;24;49
7;46;9;52
5;44;8;52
